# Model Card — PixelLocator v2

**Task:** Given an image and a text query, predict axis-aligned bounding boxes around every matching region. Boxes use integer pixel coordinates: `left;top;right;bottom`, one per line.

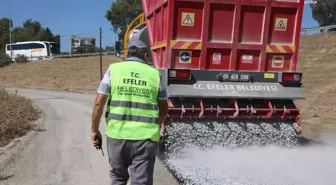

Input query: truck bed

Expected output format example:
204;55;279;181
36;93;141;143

142;0;304;72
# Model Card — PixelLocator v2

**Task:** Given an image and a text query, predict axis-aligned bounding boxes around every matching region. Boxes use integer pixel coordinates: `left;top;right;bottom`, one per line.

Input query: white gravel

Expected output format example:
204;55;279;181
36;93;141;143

163;121;336;185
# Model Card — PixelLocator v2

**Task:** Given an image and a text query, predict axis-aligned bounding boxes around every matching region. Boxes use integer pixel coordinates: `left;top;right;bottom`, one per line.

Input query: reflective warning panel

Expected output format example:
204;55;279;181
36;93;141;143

181;12;195;27
275;18;287;31
264;73;275;79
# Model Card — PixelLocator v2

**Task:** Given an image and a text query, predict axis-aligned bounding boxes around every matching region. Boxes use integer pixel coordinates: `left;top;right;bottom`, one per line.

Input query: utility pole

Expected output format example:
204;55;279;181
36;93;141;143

9;0;12;60
99;27;103;81
114;31;116;56
110;28;117;56
70;35;74;55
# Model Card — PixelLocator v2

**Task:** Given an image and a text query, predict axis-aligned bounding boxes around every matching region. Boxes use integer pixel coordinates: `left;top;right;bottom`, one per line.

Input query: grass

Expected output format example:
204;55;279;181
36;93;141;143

0;89;40;147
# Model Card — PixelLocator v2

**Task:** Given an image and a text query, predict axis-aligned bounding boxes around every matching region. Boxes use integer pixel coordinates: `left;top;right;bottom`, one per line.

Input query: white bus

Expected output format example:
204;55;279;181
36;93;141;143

5;41;60;61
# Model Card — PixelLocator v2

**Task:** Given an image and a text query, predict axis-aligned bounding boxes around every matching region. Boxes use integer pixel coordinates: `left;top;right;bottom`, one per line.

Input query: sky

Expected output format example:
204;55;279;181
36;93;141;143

0;0;319;53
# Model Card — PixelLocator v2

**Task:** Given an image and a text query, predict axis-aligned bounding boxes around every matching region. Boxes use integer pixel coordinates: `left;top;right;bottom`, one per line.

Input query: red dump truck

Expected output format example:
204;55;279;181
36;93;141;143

124;0;305;152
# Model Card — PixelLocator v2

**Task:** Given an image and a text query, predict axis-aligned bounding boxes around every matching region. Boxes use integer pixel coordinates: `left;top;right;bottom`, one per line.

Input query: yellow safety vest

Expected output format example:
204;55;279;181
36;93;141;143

105;61;161;141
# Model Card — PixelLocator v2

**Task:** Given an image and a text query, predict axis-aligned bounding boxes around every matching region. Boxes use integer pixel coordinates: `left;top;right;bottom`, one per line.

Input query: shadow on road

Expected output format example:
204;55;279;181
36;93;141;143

31;97;64;101
0;174;14;181
297;136;324;146
32;127;47;132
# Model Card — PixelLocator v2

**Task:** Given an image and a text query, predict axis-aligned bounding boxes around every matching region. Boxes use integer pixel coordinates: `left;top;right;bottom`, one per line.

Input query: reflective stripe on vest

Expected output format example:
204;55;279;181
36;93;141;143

106;112;159;124
105;61;161;141
110;100;158;110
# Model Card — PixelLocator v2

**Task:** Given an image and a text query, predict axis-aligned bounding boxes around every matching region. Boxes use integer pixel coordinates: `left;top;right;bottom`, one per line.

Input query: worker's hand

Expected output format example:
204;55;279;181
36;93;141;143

91;130;102;150
160;124;165;136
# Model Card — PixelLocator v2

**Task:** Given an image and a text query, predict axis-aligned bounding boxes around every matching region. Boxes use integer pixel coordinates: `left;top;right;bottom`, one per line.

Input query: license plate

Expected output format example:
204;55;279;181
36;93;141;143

220;73;250;82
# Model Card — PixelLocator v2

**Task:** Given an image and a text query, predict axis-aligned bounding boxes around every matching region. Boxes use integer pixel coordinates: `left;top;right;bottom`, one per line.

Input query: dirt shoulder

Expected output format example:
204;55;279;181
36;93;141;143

0;89;40;147
295;32;336;137
0;55;120;150
0;56;122;94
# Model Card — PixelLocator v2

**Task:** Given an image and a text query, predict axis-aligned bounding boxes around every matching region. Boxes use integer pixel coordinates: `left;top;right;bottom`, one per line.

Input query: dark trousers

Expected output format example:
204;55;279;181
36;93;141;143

106;137;158;185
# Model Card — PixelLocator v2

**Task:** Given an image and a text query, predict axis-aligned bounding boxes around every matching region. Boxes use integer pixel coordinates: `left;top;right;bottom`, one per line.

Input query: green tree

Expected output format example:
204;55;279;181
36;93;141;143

0;18;12;51
105;0;143;43
23;19;42;36
0;18;59;52
74;45;97;54
105;46;114;51
12;27;25;42
311;0;336;31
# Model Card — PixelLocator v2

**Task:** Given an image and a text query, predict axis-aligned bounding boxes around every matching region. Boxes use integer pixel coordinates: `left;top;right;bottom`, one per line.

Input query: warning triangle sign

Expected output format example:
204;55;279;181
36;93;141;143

182;14;194;26
276;20;285;30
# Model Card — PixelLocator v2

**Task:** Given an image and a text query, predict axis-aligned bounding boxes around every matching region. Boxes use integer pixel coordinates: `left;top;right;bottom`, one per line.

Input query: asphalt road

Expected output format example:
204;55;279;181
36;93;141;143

0;88;179;185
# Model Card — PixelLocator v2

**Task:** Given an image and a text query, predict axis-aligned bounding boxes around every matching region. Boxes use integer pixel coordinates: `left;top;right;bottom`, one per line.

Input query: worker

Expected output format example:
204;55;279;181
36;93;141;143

91;30;169;185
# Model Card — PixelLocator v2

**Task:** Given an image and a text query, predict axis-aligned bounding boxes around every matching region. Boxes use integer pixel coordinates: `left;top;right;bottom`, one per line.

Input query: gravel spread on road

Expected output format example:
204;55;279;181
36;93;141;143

162;121;336;185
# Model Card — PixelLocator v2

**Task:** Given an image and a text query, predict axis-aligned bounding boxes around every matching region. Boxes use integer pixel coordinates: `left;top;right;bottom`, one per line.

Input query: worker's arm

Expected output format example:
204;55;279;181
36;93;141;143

91;93;108;132
91;68;111;148
158;99;169;125
157;74;169;125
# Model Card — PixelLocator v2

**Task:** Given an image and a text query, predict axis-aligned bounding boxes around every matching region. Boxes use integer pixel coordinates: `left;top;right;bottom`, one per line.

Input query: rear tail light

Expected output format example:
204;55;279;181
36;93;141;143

168;69;191;79
282;73;302;82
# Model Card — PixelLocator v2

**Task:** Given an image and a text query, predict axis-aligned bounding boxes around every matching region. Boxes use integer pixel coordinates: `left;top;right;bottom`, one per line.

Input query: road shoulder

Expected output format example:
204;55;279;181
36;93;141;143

0;103;44;174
